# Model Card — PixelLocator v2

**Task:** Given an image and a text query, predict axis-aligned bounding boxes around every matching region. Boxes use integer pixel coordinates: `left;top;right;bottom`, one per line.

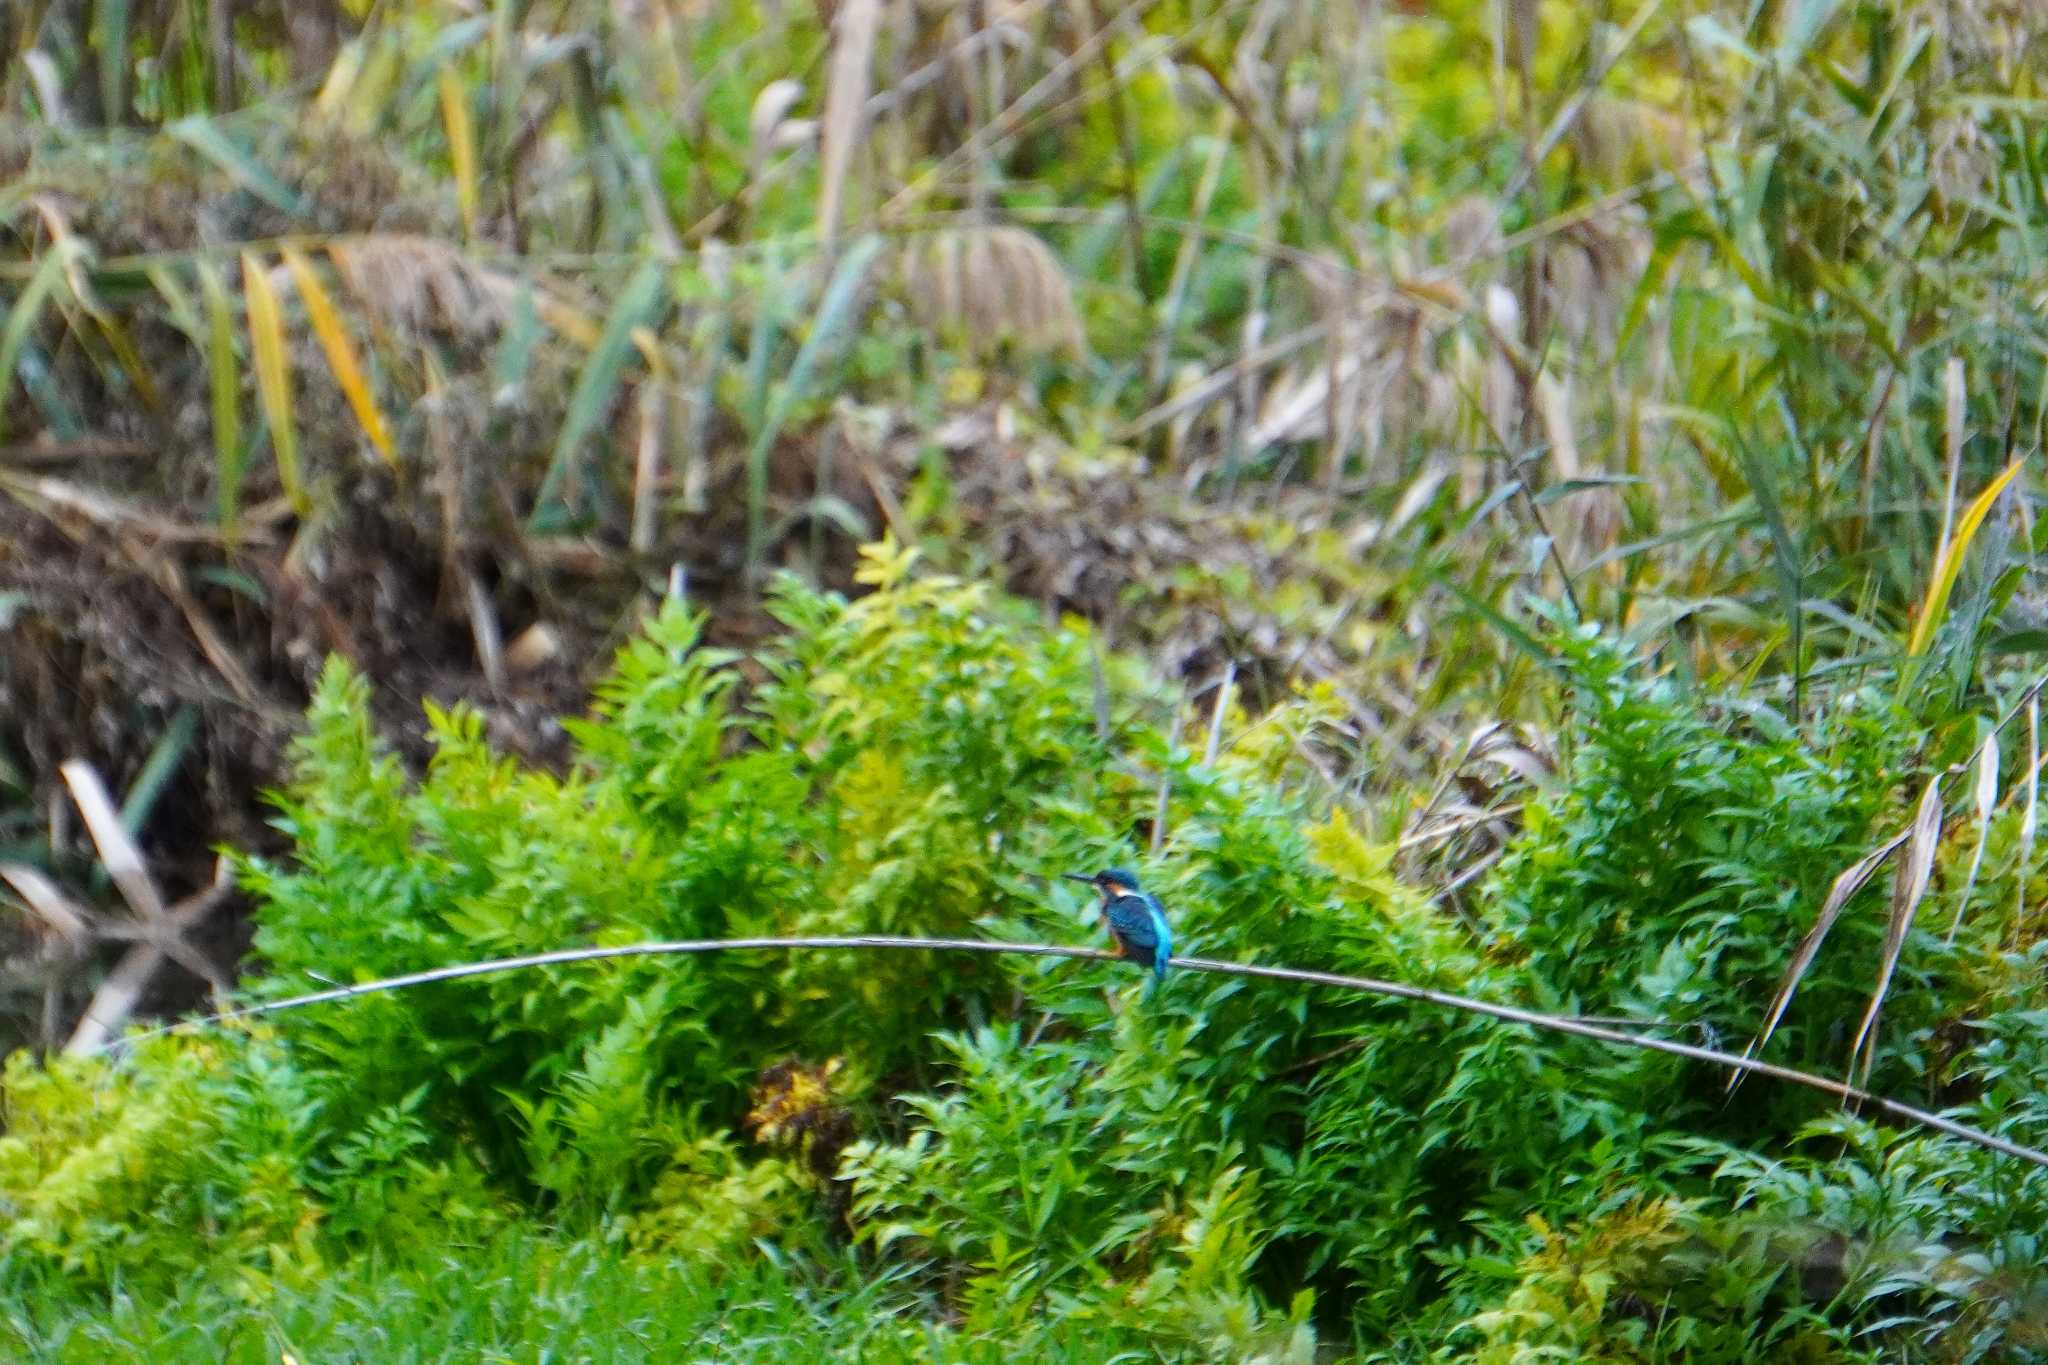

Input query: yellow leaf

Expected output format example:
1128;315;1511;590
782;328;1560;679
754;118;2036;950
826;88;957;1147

282;245;395;467
1907;455;2026;657
242;252;308;518
439;67;478;239
314;40;366;120
535;295;602;349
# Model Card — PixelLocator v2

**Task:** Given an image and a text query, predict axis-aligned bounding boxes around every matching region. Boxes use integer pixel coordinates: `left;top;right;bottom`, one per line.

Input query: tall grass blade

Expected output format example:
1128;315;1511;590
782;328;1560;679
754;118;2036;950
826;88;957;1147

530;259;666;525
145;265;203;341
1906;455;2026;658
1937;356;1965;554
9;339;85;439
0;864;92;946
171;116;311;217
439;66;479;238
242;251;308;518
315;39;369;122
91;312;161;413
0;249;69;441
119;706;199;835
745;235;881;575
93;0;130;126
197;260;245;533
2018;697;2041;946
282;245;395;467
1747;408;1805;710
817;0;882;248
1846;775;1943;1083
742;250;789;436
1946;732;1999;944
494;287;544;394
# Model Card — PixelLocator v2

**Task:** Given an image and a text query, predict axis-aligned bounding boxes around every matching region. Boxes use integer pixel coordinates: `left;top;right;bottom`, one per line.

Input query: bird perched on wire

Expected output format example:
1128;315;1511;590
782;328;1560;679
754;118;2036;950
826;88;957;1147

1065;867;1172;990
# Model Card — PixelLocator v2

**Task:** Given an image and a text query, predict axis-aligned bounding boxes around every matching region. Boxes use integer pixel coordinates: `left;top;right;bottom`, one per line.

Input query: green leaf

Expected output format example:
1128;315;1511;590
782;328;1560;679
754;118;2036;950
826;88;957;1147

171;116;312;218
0;248;70;441
530;259;667;526
201;256;245;533
120;707;199;835
746;236;883;574
93;0;131;126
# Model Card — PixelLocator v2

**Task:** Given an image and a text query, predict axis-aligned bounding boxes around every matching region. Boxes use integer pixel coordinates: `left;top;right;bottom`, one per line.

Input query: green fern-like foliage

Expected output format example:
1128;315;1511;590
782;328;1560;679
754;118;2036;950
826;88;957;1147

6;558;2048;1360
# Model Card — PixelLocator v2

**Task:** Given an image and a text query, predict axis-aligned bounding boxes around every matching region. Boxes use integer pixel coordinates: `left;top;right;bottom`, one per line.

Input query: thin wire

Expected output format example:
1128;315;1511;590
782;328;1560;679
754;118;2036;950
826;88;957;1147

112;935;2048;1169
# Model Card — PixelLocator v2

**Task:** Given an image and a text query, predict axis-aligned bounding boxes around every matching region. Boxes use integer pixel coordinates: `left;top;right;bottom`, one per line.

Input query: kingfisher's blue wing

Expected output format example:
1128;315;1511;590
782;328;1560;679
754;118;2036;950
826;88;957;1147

1105;894;1171;984
1105;895;1161;962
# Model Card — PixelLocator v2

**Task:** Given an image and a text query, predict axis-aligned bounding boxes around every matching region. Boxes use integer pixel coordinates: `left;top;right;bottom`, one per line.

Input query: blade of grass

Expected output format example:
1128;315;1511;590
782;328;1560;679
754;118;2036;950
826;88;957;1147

1437;573;1565;676
1847;775;1943;1084
745;235;881;575
493;287;543;393
817;0;882;249
282;245;395;467
146;263;201;341
530;259;666;526
439;65;479;239
91;312;161;413
1946;731;1999;944
197;260;245;534
93;0;130;126
171;116;311;218
5;335;85;439
1744;409;1805;716
2016;697;2041;948
0;249;68;441
1906;455;2027;659
1937;356;1965;553
242;251;308;518
0;863;94;946
119;706;199;836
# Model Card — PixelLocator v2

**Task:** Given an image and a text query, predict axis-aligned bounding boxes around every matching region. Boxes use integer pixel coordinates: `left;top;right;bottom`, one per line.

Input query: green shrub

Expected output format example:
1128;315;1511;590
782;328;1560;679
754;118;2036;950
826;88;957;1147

5;556;2042;1360
0;1038;324;1292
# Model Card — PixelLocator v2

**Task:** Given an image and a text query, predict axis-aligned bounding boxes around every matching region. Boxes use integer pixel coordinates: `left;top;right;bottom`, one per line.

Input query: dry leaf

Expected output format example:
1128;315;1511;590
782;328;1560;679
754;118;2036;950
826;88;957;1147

1846;776;1945;1084
1729;827;1907;1092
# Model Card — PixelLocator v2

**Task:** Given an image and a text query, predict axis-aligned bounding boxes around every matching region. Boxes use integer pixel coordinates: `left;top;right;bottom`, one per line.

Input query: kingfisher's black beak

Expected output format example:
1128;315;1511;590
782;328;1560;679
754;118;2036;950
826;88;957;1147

1061;872;1097;886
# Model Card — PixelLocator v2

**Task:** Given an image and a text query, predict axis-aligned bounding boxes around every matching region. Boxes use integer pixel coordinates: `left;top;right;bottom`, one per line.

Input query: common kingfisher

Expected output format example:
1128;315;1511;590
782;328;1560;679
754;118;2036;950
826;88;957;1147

1064;868;1172;988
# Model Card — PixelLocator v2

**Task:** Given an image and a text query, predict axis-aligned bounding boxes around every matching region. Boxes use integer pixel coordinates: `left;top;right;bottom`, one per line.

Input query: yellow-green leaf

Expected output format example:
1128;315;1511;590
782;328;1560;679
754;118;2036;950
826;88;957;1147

242;251;308;518
1907;455;2026;657
282;245;394;467
439;67;478;238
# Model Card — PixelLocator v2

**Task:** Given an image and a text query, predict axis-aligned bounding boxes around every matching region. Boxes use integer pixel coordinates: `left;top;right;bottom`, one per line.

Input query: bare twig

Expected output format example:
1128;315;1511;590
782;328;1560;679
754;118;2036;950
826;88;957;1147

1152;694;1187;855
1203;661;1236;768
119;934;2048;1168
53;761;235;1054
65;855;234;1056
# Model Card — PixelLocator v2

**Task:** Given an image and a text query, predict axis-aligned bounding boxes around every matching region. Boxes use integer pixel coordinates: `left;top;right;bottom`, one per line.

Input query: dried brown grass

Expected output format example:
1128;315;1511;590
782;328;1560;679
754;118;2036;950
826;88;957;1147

896;224;1086;360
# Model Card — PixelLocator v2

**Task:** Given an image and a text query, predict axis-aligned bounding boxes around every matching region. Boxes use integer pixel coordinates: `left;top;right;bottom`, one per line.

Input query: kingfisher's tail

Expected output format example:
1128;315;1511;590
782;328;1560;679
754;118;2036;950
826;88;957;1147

1147;924;1173;994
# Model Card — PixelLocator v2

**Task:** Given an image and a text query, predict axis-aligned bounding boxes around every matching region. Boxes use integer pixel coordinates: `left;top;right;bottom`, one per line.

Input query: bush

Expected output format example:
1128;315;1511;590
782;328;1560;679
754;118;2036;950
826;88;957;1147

5;558;2042;1360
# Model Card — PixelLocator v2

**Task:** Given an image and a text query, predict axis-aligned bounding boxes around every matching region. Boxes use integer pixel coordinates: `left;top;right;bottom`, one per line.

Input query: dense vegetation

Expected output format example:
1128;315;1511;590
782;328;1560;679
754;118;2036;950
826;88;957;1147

4;0;2048;1359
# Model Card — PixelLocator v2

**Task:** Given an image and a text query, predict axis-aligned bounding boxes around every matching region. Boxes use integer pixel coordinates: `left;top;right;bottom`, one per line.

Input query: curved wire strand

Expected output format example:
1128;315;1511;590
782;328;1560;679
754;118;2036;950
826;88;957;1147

112;934;2048;1169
